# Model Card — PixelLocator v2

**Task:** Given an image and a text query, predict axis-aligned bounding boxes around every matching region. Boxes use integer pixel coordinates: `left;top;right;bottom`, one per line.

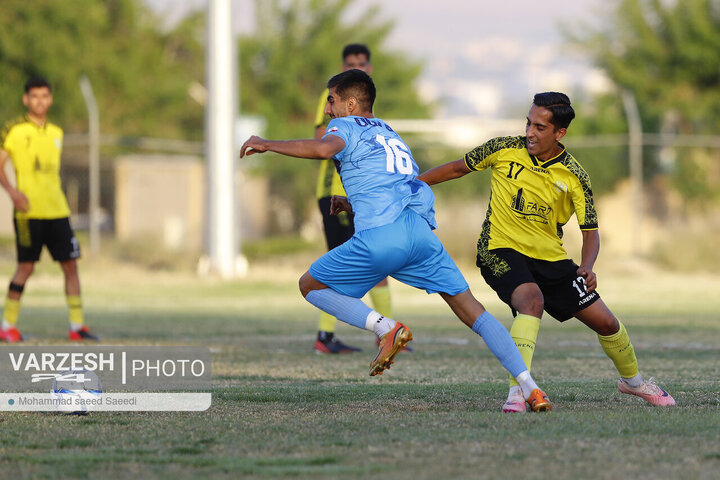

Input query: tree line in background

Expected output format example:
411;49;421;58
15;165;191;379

569;0;720;203
0;0;204;139
0;0;718;232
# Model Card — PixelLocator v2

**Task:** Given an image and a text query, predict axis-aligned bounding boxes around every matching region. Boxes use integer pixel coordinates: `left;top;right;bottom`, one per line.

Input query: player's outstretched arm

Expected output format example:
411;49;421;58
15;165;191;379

417;158;472;186
240;135;345;160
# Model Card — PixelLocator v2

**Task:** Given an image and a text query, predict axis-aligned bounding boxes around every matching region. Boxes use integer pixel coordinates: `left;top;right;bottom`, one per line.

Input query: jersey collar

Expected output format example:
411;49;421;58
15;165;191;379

25;114;48;130
530;142;567;168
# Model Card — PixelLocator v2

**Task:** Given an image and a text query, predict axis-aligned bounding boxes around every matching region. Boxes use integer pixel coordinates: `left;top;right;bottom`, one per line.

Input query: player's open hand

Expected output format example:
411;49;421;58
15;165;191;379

330;195;352;215
240;135;268;158
11;189;29;213
577;266;597;292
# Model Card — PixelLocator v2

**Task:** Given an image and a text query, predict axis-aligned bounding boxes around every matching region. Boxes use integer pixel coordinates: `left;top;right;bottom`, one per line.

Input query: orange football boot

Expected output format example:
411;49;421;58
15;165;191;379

369;322;412;376
526;388;553;412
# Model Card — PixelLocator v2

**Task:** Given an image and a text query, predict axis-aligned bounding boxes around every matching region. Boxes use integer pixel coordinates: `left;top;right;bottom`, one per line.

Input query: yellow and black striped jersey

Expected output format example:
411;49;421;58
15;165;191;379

1;115;71;219
465;135;598;262
314;88;347;199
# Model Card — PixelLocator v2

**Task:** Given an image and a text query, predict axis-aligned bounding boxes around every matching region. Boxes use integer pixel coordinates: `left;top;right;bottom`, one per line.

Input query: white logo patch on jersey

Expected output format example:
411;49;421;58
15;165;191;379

554;180;568;193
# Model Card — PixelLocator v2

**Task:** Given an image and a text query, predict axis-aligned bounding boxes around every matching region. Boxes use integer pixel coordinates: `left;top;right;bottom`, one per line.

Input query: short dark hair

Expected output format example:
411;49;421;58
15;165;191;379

342;43;371;61
533;92;575;129
327;69;376;112
24;77;51;93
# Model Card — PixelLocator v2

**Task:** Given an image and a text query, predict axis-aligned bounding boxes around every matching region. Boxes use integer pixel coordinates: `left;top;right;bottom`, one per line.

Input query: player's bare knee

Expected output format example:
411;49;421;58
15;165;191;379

15;262;35;280
298;271;315;297
577;301;620;336
596;315;620;336
515;294;544;317
299;271;329;297
298;275;309;297
525;296;544;317
511;283;544;317
60;259;78;275
440;289;485;328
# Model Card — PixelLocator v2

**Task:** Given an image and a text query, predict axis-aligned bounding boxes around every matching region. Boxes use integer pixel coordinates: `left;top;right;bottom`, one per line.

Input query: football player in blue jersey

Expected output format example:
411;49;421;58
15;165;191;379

240;69;552;411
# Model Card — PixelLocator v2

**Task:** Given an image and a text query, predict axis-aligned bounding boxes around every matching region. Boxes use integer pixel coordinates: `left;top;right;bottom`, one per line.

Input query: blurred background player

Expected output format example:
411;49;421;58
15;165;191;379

0;77;98;342
419;91;674;411
312;43;394;354
241;69;552;411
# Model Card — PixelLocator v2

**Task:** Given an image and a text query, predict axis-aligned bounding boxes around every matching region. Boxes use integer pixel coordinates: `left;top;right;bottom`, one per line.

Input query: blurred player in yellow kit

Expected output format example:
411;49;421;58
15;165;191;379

0;77;98;342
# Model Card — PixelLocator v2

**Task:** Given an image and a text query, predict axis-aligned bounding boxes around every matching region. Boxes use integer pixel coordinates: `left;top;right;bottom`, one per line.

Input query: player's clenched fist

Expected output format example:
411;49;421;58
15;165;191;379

329;195;353;216
240;135;268;157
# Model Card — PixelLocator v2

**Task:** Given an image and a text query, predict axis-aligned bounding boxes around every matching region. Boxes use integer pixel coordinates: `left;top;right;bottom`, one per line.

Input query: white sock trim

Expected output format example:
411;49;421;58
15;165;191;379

364;311;384;332
515;370;539;400
621;373;644;388
365;311;395;338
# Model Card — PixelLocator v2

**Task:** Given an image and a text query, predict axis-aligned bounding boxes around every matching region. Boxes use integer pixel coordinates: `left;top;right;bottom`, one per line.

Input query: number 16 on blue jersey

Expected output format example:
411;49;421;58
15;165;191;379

376;134;413;175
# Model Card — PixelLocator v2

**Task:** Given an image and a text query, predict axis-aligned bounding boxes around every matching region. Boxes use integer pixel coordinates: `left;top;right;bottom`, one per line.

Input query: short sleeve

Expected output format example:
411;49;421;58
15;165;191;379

464;136;523;171
569;163;598;230
323;118;351;161
1;124;15;154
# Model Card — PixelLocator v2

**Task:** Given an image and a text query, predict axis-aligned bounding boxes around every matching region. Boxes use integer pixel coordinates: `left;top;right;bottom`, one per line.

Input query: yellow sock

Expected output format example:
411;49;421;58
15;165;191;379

317;311;336;333
597;322;639;378
368;285;392;318
67;295;84;330
3;297;21;326
508;314;541;387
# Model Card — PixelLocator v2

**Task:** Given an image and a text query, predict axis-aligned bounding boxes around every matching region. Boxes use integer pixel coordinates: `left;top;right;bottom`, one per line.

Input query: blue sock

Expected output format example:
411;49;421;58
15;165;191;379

471;311;528;377
305;289;372;330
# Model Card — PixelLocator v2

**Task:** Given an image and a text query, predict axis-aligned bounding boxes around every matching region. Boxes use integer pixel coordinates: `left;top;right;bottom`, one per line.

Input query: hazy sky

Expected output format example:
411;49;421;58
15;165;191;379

350;0;609;116
146;0;609;117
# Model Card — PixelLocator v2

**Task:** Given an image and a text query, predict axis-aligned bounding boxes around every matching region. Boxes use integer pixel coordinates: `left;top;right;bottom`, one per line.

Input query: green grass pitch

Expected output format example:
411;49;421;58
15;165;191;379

0;256;719;479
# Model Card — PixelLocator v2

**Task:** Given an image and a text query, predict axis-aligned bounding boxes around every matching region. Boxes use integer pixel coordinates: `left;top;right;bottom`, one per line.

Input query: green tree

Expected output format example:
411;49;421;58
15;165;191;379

0;0;204;138
571;0;720;201
574;0;720;132
563;92;632;195
239;0;430;232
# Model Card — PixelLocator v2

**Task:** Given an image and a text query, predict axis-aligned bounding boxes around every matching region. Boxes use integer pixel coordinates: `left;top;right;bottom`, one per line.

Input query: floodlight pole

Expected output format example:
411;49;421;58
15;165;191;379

79;75;101;255
204;0;242;278
622;90;643;257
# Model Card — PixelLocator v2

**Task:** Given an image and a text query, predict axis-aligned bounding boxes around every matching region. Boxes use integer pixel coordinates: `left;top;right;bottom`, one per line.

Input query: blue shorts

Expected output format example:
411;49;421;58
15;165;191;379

309;209;469;298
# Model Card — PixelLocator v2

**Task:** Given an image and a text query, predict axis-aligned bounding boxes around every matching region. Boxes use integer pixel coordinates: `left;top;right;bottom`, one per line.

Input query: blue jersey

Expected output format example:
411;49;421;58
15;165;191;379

323;116;437;232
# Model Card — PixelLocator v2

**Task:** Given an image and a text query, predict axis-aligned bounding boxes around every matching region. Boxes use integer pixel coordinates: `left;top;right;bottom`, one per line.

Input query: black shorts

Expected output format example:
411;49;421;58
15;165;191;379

477;247;600;321
14;217;81;263
318;197;354;250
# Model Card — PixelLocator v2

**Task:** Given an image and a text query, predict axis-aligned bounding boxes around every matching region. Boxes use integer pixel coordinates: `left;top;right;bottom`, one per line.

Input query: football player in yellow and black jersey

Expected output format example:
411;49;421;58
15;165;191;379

0;77;98;342
419;92;674;410
311;44;395;354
